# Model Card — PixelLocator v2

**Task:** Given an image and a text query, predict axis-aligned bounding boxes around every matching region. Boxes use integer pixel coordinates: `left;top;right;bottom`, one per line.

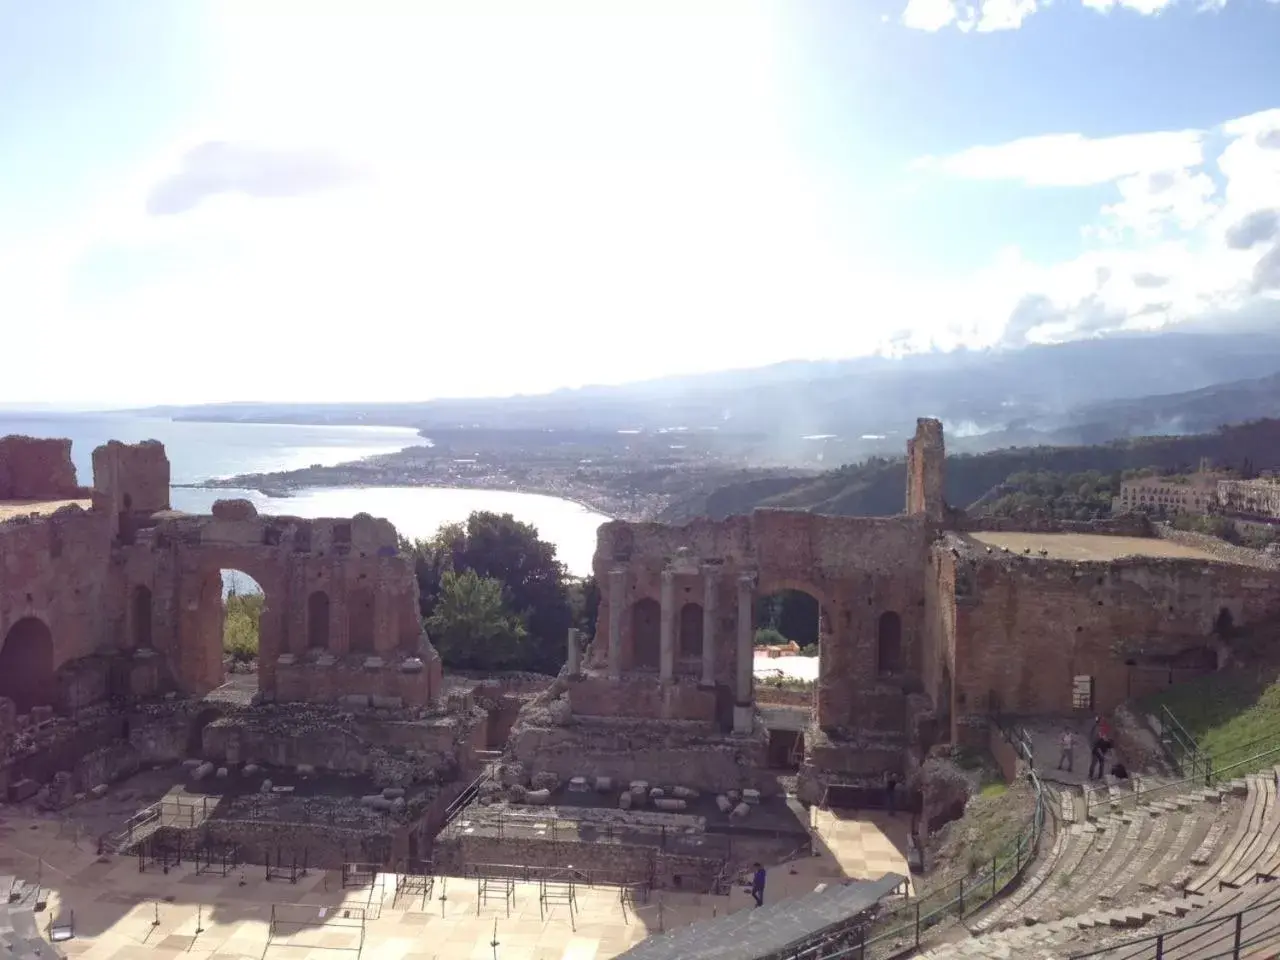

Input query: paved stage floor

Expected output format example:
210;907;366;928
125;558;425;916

0;805;909;960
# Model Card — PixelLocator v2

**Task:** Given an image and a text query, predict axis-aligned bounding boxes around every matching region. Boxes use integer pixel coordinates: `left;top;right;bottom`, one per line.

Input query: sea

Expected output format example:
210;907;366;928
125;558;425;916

0;412;607;576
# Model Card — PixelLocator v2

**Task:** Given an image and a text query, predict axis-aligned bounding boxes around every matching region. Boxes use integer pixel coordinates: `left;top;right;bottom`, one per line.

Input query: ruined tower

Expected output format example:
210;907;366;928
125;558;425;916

92;440;171;542
906;417;945;522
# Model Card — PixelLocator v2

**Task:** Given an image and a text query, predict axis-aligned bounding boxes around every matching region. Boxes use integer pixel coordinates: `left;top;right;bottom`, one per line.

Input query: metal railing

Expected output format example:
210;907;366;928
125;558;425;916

1160;704;1203;778
1068;877;1280;959
1087;743;1280;820
782;717;1048;960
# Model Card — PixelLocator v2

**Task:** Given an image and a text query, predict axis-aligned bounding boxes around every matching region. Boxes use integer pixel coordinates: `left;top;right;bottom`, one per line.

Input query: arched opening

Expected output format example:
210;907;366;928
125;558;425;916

0;617;56;713
221;570;265;692
348;587;376;654
878;611;903;675
678;602;703;659
307;591;331;650
754;588;820;695
631;598;660;670
132;585;153;649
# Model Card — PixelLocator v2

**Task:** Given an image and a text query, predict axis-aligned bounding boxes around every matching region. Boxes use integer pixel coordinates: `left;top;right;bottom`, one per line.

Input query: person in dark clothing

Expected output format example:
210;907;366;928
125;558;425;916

885;773;899;816
750;863;766;907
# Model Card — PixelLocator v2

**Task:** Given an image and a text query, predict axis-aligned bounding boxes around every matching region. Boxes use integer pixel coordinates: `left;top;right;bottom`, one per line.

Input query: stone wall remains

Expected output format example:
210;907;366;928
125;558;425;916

0;436;84;500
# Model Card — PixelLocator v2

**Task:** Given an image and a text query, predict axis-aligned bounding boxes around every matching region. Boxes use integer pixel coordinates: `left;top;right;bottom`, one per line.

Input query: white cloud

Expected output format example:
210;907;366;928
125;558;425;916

902;0;1263;32
912;130;1205;187
907;108;1280;349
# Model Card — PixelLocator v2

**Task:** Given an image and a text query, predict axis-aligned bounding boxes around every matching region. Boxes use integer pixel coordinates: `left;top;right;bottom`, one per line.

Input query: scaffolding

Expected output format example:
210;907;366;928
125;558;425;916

538;873;578;922
194;842;241;877
264;847;309;884
393;859;434;911
476;874;516;917
267;902;365;955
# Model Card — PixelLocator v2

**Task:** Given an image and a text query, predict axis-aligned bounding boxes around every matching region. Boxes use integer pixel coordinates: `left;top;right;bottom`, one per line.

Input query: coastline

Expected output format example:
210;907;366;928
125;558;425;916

176;474;624;522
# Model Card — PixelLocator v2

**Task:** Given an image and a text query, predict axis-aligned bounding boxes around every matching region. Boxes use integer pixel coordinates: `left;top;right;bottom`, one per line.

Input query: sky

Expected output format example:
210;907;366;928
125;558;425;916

0;0;1278;406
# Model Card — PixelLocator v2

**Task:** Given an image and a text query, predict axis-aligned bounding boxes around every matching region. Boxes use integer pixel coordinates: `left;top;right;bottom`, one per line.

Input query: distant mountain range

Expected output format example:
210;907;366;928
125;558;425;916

129;329;1280;465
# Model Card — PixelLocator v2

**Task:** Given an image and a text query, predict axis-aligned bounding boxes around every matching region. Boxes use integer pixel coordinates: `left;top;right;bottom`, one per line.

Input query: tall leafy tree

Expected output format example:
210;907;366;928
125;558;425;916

426;569;528;671
404;511;573;673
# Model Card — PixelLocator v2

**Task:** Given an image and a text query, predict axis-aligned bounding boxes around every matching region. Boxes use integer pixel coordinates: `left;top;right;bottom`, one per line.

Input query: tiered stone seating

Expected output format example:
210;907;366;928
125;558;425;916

908;767;1280;959
0;873;64;959
1189;768;1280;894
973;781;1230;933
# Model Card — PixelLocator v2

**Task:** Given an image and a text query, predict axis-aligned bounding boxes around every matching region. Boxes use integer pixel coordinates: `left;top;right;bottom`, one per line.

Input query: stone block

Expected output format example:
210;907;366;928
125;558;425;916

243;763;261;775
400;658;425;673
341;694;370;708
732;802;750;818
182;758;202;769
30;705;54;724
595;776;614;792
370;695;403;709
673;786;699;799
650;787;665;799
363;657;385;670
277;654;296;666
90;783;109;798
525;788;551;805
716;794;733;813
630;780;649;796
260;779;274;793
568;777;589;792
531;771;561;792
619;791;633;810
382;787;405;800
215;767;229;779
296;764;315;776
654;798;687;812
742;788;761;805
192;761;215;781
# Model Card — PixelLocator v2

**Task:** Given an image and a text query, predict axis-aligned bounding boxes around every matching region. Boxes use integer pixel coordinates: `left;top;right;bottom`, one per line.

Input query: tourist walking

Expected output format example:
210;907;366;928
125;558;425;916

885;772;899;816
1057;726;1076;772
750;863;766;908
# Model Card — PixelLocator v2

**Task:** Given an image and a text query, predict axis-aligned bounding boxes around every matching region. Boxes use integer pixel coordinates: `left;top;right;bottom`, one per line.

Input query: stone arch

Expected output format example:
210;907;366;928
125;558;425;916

878;611;903;674
348;587;376;654
307;591;331;650
0;617;55;713
631;598;660;670
132;585;154;649
678;602;703;658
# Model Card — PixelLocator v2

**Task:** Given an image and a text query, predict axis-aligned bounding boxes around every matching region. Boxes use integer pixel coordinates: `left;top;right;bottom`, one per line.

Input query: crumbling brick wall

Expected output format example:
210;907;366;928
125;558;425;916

906;418;945;523
946;539;1280;734
0;436;84;500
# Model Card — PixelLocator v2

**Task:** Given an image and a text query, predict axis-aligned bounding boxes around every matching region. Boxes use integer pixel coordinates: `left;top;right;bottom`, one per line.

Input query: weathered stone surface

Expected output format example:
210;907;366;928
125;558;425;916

192;761;215;780
525;788;551;805
715;794;732;813
211;499;258;521
732;801;750;818
654;798;687;812
673;785;698;799
619;790;633;810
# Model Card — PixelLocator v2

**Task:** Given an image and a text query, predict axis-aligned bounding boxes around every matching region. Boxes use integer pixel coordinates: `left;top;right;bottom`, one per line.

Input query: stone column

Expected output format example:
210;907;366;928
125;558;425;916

567;627;580;675
659;569;676;681
734;573;756;734
607;568;626;680
700;567;718;687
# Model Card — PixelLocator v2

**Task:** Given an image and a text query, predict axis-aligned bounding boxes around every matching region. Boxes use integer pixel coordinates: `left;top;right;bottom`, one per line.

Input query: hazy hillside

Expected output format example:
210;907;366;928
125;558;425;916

131;331;1280;465
660;419;1280;522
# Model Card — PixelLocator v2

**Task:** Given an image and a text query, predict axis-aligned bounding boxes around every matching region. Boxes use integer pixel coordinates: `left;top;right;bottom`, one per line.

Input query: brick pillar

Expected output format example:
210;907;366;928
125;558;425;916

700;567;718;687
734;573;756;734
608;567;626;680
659;569;675;681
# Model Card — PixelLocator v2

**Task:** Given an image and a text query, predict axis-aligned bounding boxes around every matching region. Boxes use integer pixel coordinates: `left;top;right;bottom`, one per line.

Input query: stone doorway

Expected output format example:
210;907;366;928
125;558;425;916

0;616;55;713
220;569;265;697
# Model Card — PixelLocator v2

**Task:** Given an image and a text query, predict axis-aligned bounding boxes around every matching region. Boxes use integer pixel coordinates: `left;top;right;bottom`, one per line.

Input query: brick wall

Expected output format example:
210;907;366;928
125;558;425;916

0;436;83;500
950;554;1280;729
567;675;718;721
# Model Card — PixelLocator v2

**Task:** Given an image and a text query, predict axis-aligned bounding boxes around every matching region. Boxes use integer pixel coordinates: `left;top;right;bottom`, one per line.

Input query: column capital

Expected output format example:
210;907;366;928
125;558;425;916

660;567;676;584
609;566;628;581
700;563;721;579
736;571;758;590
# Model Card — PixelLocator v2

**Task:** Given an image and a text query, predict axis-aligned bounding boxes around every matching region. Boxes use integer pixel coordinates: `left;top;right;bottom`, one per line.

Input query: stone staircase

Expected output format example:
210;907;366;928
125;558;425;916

909;767;1280;959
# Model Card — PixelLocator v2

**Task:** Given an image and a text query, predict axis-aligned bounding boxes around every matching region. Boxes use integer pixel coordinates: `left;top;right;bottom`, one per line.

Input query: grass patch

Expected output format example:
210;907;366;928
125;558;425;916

980;782;1009;799
1139;666;1280;762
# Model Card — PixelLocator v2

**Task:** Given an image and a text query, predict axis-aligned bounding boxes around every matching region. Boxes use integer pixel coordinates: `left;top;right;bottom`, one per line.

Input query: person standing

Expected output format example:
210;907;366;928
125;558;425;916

885;772;899;817
1058;726;1076;772
750;863;766;908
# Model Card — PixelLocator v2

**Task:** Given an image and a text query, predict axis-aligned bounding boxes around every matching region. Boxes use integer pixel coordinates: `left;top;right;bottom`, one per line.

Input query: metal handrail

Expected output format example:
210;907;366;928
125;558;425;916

1090;744;1280;819
1067;879;1280;959
782;718;1048;960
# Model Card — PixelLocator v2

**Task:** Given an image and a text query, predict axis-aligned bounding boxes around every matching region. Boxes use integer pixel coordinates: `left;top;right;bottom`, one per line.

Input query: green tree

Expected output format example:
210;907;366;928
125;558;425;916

404;511;573;673
568;575;600;638
223;592;263;662
426;569;529;671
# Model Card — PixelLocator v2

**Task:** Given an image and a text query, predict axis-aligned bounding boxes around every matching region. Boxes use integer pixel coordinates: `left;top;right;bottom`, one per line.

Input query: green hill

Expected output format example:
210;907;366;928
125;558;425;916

661;418;1280;521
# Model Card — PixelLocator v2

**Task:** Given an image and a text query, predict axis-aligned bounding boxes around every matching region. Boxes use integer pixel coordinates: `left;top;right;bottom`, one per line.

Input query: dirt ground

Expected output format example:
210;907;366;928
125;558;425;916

967;532;1220;562
0;498;92;520
922;780;1038;897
